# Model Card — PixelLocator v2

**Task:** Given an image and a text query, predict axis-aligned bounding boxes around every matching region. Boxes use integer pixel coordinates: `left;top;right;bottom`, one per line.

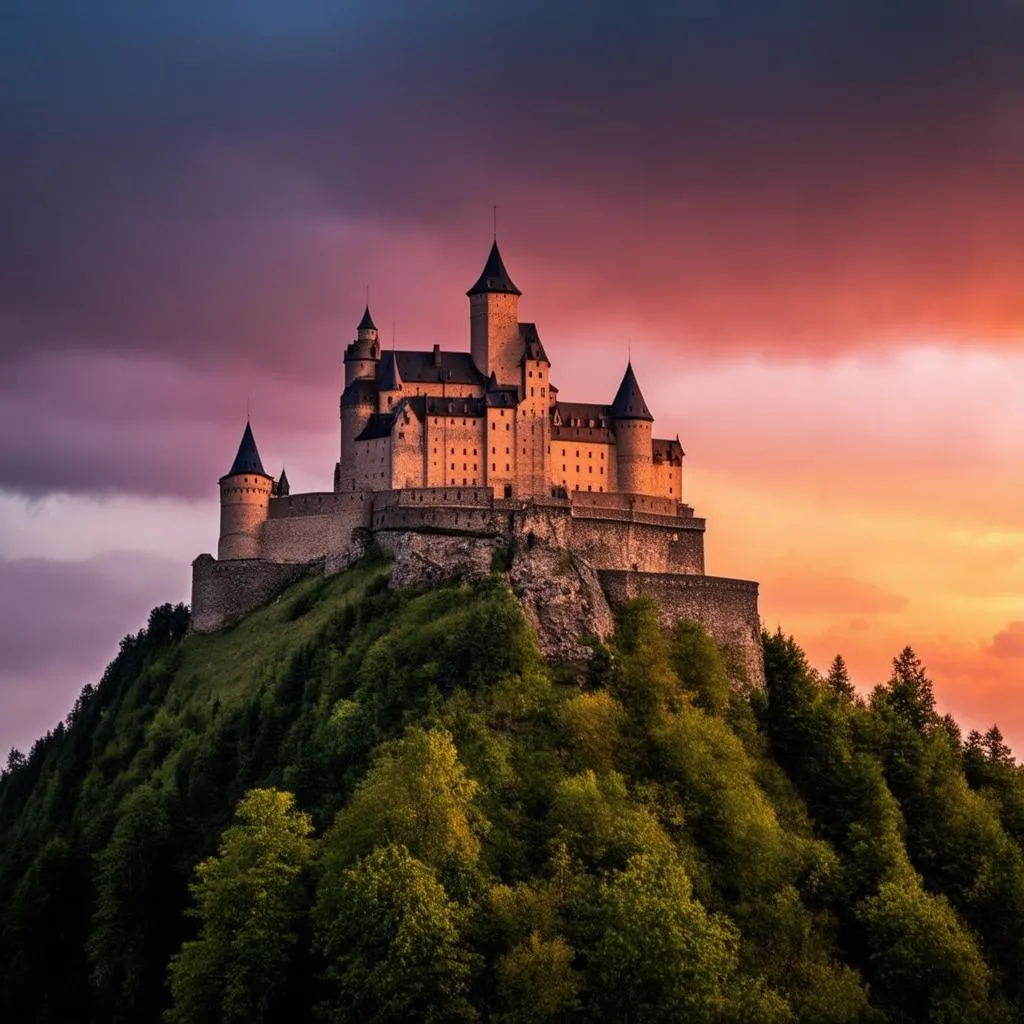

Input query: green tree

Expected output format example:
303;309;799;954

494;932;580;1023
166;789;315;1024
323;727;482;871
584;850;789;1022
883;646;936;733
557;691;625;773
670;620;731;714
88;785;177;1021
857;878;1000;1023
826;654;855;699
314;844;477;1023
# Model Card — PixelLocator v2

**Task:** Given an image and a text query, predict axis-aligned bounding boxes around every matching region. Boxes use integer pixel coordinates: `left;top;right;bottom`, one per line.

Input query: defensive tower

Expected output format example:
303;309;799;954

218;422;273;560
611;362;654;495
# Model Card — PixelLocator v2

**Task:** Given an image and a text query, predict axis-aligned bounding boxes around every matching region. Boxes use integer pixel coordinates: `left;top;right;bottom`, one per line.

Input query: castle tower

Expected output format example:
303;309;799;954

611;362;654;495
468;242;522;385
344;305;380;387
338;307;381;491
218;421;273;560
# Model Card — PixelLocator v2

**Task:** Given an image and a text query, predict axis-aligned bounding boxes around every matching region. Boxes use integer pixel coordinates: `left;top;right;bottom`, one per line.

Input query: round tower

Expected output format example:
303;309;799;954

611;362;654;495
344;305;380;386
218;421;273;560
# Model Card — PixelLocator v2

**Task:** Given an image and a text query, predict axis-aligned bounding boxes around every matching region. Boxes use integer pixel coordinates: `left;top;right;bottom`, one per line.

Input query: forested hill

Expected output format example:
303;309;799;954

2;553;1024;1024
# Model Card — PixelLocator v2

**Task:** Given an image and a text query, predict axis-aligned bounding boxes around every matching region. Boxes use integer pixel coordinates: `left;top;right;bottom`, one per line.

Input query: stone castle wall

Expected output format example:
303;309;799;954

598;569;764;687
191;485;762;687
190;554;312;633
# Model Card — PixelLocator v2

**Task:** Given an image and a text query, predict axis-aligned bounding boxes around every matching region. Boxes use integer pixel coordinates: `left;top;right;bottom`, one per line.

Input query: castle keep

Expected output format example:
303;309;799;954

191;242;762;681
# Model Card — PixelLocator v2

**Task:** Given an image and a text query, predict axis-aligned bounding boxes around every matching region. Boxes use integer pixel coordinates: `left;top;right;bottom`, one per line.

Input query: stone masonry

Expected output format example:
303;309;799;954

190;242;762;681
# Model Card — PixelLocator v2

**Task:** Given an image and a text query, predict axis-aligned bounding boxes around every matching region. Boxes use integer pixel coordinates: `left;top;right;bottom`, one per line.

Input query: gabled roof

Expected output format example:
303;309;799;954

357;304;377;331
224;421;269;477
467;241;521;297
610;363;653;421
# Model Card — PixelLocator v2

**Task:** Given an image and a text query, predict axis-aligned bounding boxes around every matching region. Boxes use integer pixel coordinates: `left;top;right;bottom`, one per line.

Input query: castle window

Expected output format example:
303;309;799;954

463;463;467;471
463;448;467;455
562;449;565;456
492;463;496;471
398;432;405;439
463;478;467;486
528;370;533;377
576;466;580;473
473;464;477;471
506;464;510;471
451;463;455;470
576;450;580;457
451;448;455;454
506;424;510;431
541;388;545;396
588;485;592;491
492;447;496;454
588;452;593;458
530;387;534;397
505;447;510;454
473;448;477;455
589;466;592;473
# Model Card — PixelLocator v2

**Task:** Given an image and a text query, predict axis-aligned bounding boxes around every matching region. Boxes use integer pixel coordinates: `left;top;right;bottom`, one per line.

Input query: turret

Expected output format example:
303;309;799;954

378;349;403;411
611;363;654;495
344;305;380;387
468;242;522;385
218;422;273;560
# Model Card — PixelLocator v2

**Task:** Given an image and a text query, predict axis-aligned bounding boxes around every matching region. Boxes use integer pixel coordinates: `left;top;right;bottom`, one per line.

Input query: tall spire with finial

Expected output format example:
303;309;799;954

225;421;269;477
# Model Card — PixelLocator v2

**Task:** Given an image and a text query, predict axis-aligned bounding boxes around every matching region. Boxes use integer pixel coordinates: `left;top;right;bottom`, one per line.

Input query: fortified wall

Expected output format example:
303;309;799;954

190;485;764;686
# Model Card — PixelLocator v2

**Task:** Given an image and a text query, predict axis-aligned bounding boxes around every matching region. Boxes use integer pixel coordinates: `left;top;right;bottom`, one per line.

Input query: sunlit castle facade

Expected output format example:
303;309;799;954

336;241;683;501
193;241;761;686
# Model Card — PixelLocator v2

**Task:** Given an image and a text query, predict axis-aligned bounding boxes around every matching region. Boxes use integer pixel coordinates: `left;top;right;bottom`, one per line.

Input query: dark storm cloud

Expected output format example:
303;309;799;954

2;1;1024;497
0;551;189;755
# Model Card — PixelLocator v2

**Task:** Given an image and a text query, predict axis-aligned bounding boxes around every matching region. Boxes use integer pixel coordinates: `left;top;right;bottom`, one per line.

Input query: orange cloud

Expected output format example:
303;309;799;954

989;622;1024;660
761;572;909;617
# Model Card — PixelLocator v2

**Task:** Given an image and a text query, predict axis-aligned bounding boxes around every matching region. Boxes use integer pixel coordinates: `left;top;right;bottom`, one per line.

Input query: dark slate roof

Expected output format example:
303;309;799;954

341;377;378;406
225;421;269;477
467;241;521;296
553;401;612;427
355;413;395;441
485;386;521;408
357;304;377;331
379;350;403;391
610;363;653;421
275;467;290;496
653;437;685;462
519;322;548;363
394;349;486;385
423;396;487;418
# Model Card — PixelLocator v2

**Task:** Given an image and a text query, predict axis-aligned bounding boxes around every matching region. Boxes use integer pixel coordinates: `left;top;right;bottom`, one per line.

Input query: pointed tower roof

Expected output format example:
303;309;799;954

225;421;269;477
378;349;403;391
276;467;290;496
610;363;654;421
357;305;377;331
467;241;521;297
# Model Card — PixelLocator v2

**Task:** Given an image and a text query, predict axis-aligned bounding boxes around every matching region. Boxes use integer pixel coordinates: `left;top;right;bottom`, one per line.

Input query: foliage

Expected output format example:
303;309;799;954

2;564;1024;1023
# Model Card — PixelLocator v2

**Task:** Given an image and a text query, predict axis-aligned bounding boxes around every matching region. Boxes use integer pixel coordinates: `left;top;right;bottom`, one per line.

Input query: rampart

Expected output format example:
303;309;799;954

190;554;313;633
599;569;764;687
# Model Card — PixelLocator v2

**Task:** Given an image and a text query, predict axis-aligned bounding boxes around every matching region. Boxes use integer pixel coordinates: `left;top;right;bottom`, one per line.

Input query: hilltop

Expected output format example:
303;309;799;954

2;551;1024;1023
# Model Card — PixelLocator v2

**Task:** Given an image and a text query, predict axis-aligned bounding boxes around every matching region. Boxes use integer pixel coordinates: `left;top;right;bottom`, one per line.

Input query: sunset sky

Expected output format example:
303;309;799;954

2;1;1023;756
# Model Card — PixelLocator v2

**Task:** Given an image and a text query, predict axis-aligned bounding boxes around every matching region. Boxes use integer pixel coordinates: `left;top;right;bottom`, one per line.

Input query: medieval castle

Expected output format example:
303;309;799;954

191;242;762;680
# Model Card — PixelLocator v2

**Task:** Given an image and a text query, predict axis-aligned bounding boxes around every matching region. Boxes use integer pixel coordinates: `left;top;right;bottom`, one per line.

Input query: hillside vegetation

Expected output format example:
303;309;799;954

2;551;1024;1023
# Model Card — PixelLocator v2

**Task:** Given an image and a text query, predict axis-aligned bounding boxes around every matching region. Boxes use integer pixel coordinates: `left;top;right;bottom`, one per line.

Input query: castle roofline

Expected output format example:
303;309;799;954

610;362;654;421
357;304;377;331
467;241;521;297
222;421;271;479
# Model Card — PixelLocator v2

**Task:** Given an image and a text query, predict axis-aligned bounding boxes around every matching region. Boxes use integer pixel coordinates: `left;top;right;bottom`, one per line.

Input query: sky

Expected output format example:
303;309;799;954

2;0;1023;756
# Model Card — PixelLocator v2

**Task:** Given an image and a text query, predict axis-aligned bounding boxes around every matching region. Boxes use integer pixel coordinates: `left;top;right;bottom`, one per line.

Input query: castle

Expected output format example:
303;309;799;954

191;242;762;681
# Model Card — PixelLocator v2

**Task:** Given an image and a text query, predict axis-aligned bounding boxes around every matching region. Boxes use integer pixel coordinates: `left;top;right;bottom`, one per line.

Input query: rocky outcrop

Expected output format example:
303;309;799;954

508;541;615;662
376;530;498;588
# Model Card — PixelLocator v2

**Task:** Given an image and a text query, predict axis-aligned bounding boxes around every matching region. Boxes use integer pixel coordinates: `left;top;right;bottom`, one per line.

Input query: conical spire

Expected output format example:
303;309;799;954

357;304;377;331
467;241;521;297
225;421;269;477
276;466;290;496
610;362;653;421
379;349;403;391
